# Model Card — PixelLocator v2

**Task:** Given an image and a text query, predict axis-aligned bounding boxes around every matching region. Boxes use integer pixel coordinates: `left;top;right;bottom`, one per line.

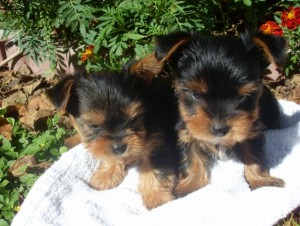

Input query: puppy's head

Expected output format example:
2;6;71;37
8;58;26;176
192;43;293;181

47;72;148;160
155;30;287;148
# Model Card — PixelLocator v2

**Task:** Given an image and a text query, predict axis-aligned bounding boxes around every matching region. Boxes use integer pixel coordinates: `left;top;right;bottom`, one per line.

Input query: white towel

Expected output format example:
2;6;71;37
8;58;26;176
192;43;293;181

11;100;300;226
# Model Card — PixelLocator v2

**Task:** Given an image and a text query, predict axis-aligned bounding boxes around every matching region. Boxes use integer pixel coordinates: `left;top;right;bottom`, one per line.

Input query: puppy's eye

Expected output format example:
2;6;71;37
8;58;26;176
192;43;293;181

127;117;143;131
191;91;203;100
89;124;103;133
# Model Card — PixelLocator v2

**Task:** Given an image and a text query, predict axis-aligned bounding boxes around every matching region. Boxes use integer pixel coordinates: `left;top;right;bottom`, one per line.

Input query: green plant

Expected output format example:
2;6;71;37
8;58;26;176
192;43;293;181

0;0;98;71
0;0;218;72
0;111;72;225
81;0;217;71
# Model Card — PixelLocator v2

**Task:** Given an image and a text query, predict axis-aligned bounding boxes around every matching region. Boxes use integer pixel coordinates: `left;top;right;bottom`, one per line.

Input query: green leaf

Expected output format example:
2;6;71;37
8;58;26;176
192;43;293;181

0;219;9;226
124;33;145;40
0;180;9;188
59;146;68;155
21;143;40;156
0;108;7;116
243;0;252;6
2;139;12;151
5;118;15;126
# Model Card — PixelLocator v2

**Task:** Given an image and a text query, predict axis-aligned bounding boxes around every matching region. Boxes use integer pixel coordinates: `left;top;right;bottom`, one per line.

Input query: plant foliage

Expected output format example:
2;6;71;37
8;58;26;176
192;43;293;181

0;111;72;225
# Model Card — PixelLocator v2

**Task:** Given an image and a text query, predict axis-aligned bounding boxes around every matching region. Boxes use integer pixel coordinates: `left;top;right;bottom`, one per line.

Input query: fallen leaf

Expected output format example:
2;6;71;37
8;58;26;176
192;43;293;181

0;117;12;140
19;93;55;130
9;155;36;177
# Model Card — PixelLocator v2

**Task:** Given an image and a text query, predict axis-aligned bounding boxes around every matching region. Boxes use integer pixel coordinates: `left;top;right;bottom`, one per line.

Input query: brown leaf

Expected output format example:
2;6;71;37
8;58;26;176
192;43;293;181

19;93;55;130
1;90;28;107
9;155;52;177
0;122;13;140
9;155;36;177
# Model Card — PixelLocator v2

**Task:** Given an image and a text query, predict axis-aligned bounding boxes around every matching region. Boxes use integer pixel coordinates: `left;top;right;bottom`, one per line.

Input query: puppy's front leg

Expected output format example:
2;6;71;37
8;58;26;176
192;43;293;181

89;160;128;190
242;139;285;189
175;141;209;197
138;159;175;210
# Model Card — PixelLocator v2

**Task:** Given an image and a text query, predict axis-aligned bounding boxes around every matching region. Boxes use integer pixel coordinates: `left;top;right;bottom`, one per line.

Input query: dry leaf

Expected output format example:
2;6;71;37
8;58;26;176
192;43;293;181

0;122;13;140
9;155;36;177
19;93;55;130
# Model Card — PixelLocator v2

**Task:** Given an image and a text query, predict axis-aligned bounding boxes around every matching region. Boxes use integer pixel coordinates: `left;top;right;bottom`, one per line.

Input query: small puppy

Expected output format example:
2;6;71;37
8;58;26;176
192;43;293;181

46;58;178;209
153;30;286;196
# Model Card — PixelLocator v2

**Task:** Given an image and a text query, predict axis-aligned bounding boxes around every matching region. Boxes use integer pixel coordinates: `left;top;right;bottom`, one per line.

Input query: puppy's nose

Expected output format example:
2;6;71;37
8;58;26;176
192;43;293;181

211;124;229;137
112;143;127;155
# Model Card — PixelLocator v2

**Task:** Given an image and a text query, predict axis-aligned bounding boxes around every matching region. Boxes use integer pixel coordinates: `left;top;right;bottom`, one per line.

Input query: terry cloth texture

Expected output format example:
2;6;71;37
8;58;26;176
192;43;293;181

11;100;300;226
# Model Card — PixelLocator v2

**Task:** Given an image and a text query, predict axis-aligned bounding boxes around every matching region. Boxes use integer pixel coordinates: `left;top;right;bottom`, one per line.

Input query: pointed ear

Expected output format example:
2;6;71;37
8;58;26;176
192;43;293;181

128;31;191;83
46;76;79;117
128;52;164;83
155;31;191;61
252;31;287;69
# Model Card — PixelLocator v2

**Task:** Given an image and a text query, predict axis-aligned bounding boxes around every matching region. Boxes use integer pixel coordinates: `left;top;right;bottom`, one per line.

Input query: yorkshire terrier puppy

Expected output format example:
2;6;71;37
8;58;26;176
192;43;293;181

46;58;178;209
153;30;286;196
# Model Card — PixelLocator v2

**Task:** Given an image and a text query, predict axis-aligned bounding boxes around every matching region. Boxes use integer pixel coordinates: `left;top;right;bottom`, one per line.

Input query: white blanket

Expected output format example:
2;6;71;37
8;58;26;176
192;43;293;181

11;100;300;226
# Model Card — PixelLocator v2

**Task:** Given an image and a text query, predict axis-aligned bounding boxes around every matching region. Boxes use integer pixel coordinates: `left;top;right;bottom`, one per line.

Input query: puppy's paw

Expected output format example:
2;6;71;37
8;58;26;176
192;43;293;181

89;162;127;190
142;190;175;210
248;176;285;190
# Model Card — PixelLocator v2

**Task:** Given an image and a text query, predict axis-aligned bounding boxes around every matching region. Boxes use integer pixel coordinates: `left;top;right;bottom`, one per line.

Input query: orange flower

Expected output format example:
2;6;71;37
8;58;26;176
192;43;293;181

81;45;95;63
259;21;283;36
281;6;300;30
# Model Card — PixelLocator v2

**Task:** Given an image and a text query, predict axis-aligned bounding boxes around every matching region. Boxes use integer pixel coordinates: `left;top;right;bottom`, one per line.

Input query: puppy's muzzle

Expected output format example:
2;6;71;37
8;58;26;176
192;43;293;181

211;123;229;137
112;143;127;155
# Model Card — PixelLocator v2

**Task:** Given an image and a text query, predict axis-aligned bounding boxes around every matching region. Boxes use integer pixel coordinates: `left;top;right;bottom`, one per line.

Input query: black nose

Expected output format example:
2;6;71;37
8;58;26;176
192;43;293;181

112;143;127;155
211;124;229;137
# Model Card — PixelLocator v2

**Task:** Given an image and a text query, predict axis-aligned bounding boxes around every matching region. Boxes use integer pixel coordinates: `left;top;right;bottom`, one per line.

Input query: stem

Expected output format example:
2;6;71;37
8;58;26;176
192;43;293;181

0;49;22;68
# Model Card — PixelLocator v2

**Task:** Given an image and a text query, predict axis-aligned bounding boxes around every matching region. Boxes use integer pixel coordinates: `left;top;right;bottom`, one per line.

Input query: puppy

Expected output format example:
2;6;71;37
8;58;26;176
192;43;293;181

153;30;286;196
46;58;178;209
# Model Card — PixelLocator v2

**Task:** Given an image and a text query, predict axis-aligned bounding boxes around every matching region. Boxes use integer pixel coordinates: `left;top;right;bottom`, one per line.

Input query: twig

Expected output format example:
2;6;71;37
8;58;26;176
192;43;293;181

0;49;22;68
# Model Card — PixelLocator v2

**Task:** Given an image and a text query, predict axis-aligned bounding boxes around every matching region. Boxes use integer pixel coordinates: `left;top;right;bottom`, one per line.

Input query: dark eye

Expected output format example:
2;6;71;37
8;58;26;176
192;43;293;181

191;91;203;100
89;124;103;133
127;117;143;130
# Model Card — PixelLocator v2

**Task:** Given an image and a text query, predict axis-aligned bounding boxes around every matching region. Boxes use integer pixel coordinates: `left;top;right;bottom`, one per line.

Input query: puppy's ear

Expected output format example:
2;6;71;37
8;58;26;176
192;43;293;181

46;76;79;117
128;52;164;83
250;31;287;69
128;31;191;82
155;31;191;61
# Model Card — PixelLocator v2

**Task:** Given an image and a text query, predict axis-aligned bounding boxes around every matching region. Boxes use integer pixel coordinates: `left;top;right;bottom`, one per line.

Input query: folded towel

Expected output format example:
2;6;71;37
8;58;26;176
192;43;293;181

11;100;300;226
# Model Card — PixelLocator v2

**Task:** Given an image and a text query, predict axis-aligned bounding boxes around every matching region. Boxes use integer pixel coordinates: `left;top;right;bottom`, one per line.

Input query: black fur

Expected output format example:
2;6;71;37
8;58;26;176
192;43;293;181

47;70;179;177
155;30;286;194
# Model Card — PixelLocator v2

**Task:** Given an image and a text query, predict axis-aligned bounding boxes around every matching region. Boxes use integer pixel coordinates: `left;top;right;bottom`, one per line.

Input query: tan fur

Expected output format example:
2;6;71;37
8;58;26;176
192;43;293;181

175;129;210;197
186;79;208;94
227;108;260;142
180;101;261;146
58;79;74;113
253;37;277;67
242;141;285;189
82;110;106;126
89;159;128;190
64;134;81;148
124;102;144;119
139;158;175;209
161;39;189;62
129;52;164;83
238;82;258;96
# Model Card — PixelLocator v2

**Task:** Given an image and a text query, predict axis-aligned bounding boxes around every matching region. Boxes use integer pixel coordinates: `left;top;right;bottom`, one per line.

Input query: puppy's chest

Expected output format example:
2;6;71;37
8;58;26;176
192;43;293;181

179;127;236;161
